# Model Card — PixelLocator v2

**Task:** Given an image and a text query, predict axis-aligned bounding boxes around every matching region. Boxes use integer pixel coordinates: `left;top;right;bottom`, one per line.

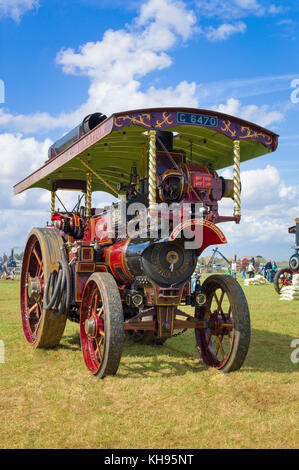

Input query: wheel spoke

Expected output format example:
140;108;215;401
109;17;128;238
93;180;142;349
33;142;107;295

95;336;104;361
219;290;225;309
28;302;38;316
213;290;224;313
85;286;105;365
36;260;43;277
97;306;104;318
214;336;220;358
33;314;42;335
217;336;226;360
213;292;220;311
33;247;42;266
91;292;98;316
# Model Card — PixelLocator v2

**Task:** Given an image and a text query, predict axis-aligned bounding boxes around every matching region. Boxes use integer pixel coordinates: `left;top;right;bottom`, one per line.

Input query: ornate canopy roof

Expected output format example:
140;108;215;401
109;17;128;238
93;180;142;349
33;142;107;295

14;107;279;196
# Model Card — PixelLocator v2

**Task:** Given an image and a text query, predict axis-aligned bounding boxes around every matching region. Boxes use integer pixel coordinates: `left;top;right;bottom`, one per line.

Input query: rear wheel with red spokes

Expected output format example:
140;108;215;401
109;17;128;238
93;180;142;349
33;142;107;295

80;272;124;378
274;268;293;294
195;275;250;373
20;228;67;348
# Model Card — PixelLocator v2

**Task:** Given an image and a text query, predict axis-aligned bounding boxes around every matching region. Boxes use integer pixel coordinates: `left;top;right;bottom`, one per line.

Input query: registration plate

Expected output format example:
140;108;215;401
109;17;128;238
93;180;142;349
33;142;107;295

177;112;218;127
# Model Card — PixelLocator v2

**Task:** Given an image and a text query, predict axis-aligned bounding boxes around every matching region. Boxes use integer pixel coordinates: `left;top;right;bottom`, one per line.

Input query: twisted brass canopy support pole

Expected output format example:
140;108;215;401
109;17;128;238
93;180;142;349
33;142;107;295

233;140;241;218
85;172;92;217
148;130;157;210
51;190;56;214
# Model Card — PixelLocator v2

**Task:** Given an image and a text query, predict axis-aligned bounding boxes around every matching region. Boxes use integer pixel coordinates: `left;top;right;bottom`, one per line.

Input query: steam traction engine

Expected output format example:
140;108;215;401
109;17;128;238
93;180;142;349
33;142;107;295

14;108;279;378
274;219;299;294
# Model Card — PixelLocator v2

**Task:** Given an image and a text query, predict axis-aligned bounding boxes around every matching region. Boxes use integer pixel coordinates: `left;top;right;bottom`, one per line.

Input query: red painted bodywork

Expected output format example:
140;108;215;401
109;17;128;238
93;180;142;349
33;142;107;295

48;148;229;310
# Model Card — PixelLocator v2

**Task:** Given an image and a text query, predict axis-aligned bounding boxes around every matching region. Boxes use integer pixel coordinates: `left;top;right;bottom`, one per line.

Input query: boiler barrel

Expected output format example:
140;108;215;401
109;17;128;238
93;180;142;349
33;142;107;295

48;112;107;159
106;238;197;287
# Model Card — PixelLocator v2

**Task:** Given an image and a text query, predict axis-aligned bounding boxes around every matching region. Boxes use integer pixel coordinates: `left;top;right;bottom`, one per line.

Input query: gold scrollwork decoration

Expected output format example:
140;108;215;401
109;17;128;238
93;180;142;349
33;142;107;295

220;120;237;137
114;114;152;128
155;112;174;128
221;120;273;145
239;126;273;145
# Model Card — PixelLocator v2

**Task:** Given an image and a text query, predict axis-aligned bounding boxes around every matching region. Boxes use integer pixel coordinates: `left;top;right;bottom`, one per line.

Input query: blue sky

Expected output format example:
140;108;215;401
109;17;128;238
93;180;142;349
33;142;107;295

0;0;299;260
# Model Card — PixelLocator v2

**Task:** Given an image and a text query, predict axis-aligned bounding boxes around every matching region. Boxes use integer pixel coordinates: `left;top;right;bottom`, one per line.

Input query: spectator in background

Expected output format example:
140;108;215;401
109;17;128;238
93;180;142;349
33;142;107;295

271;262;277;282
264;259;273;282
231;260;237;280
248;262;255;278
241;265;246;279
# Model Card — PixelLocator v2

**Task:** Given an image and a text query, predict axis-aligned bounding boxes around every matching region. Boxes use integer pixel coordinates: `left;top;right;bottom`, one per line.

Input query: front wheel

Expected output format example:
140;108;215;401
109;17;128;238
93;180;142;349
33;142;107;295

195;275;250;373
80;272;124;378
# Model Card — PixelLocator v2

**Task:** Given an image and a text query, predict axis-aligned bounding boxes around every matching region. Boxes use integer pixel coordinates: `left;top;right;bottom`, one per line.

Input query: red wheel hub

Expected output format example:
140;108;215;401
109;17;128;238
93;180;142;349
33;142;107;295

84;315;104;338
27;275;43;301
209;313;232;336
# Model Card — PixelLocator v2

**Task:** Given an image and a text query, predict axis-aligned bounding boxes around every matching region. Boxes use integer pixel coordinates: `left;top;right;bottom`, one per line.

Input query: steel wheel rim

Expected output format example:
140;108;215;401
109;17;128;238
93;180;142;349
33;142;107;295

196;286;234;369
80;281;106;374
21;236;44;343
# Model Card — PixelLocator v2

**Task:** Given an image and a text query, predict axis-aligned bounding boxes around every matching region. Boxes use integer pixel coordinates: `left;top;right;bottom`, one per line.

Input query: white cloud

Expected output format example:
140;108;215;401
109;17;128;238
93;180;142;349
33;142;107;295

0;131;116;253
0;0;39;22
0;0;198;134
136;0;196;42
0;133;50;252
215;97;284;127
205;21;246;41
198;74;298;104
218;165;299;253
0;133;51;182
268;4;284;15
239;165;297;209
57;0;196;80
0;107;85;134
0;0;286;136
196;0;283;19
0;9;284;135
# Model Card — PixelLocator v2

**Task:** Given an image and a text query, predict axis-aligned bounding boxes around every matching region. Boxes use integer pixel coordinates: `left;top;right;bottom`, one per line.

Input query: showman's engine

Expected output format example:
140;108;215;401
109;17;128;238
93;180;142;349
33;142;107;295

16;106;278;378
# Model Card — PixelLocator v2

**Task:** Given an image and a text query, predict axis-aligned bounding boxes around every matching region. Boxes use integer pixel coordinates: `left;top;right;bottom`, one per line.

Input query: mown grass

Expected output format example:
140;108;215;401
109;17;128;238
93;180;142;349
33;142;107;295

0;277;298;449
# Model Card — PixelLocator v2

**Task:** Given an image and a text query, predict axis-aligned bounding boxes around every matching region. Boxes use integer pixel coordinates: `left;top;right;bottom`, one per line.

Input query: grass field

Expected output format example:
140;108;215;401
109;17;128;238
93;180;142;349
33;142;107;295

0;277;298;449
